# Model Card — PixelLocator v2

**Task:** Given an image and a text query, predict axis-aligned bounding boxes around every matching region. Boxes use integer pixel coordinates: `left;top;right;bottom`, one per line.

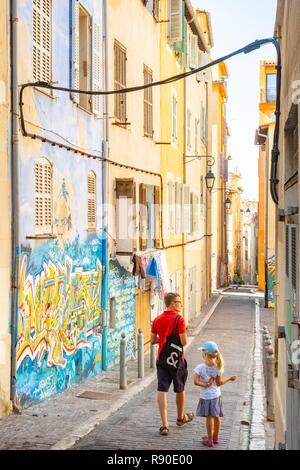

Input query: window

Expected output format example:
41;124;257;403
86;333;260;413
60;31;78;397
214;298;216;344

114;40;127;122
266;73;276;103
71;1;101;115
144;0;160;20
195;118;200;154
35;158;53;234
116;179;136;254
188;33;197;69
167;179;175;235
144;65;153;137
139;184;161;250
168;0;182;43
172;92;178;143
33;0;52;83
87;171;96;231
187;108;192;149
182;184;190;233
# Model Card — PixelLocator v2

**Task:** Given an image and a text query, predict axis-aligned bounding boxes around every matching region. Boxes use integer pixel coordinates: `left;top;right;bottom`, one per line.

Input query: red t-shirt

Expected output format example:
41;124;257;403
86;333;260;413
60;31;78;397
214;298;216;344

151;310;186;359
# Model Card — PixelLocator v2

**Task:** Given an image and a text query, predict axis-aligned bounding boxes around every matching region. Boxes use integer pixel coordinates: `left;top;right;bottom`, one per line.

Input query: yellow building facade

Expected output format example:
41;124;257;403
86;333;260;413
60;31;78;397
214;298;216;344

0;1;12;416
256;61;276;302
227;171;243;283
211;62;230;289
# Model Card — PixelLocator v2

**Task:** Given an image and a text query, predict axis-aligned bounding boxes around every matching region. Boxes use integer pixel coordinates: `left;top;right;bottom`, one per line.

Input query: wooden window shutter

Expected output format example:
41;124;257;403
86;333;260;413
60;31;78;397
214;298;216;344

291;226;297;290
71;0;80;103
92;20;101;116
144;66;153;137
153;0;160;21
33;0;52;83
88;171;97;230
35;158;52;234
154;185;161;248
139;183;147;251
286;225;289;278
169;0;182;43
196;51;203;82
190;34;197;69
175;181;181;234
182;184;190;233
114;40;127;121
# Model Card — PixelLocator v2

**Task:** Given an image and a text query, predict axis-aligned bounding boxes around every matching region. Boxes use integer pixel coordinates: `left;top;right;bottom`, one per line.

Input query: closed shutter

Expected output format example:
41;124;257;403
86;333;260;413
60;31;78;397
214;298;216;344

175;181;181;234
286;225;290;278
182;184;190;233
291;226;297;290
33;0;52;83
114;40;127;121
139;184;147;251
196;51;203;82
154;185;161;248
169;0;182;43
35;158;52;234
92;20;101;116
71;0;80;103
189;34;197;69
88;171;96;230
153;0;160;20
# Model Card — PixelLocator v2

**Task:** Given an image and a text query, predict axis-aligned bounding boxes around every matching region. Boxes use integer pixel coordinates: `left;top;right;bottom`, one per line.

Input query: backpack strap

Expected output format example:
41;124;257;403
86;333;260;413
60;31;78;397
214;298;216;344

172;315;181;337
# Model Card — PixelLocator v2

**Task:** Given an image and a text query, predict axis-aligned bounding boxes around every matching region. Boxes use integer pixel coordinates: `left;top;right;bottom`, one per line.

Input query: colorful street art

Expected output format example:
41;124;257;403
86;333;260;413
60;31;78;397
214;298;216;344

16;235;105;407
107;260;136;367
267;255;276;308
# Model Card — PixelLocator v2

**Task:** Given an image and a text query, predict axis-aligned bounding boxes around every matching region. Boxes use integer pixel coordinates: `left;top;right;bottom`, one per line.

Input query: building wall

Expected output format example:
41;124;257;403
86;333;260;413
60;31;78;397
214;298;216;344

106;0;161;361
227;172;242;282
257;61;276;294
160;0;184;317
15;0;105;407
0;0;12;416
274;0;300;449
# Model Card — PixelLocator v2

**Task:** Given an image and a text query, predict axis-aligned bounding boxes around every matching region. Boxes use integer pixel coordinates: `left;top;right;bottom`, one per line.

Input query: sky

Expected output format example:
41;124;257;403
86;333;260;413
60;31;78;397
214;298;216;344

192;0;278;200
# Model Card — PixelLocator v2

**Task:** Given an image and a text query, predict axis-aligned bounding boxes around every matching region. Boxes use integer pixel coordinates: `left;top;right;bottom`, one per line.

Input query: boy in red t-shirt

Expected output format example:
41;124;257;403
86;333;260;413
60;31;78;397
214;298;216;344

151;292;194;436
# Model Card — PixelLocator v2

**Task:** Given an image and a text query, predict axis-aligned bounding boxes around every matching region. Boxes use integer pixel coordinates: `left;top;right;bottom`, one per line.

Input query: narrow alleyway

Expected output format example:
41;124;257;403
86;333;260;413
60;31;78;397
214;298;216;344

73;295;257;450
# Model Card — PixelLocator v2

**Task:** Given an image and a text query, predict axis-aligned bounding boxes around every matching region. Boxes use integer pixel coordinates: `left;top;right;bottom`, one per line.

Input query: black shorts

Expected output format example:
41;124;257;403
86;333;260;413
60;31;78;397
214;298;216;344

156;359;188;393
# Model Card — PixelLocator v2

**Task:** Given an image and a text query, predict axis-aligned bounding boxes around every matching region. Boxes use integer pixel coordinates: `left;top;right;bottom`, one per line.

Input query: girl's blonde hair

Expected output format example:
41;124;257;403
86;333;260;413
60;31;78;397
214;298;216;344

204;350;224;374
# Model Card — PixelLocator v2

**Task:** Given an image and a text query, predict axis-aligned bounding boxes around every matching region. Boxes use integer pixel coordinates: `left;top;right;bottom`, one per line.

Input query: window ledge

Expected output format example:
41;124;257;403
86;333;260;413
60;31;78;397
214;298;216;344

34;86;56;100
26;234;57;240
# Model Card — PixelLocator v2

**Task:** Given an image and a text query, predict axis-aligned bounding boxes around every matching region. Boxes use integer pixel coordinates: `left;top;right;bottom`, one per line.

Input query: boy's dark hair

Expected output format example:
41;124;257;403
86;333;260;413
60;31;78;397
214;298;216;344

164;292;180;308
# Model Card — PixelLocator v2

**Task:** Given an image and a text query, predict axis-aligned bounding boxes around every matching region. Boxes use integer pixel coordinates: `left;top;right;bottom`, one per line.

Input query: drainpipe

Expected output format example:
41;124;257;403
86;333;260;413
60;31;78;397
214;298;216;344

10;0;20;404
205;80;210;302
264;133;270;308
183;61;187;322
101;0;109;371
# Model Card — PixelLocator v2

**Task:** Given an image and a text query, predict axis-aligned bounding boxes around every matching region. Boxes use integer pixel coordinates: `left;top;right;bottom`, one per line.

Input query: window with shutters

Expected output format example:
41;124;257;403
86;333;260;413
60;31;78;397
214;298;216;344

34;158;53;235
144;65;153;138
71;1;101;115
87;171;96;231
172;91;178;143
168;0;182;43
116;179;136;254
114;40;127;122
188;33;197;69
32;0;52;84
78;5;91;111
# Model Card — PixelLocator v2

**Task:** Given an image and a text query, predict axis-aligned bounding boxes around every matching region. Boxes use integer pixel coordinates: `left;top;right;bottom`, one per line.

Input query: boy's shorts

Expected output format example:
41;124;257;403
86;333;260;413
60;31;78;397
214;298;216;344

156;359;188;393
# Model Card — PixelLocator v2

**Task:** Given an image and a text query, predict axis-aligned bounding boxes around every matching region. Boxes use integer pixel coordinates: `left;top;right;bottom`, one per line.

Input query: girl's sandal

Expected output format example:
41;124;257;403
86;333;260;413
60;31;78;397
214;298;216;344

159;426;169;436
176;412;194;427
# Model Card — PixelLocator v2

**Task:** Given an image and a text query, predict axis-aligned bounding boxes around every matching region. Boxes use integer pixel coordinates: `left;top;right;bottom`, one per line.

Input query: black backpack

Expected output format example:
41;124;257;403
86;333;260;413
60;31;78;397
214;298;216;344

157;315;184;376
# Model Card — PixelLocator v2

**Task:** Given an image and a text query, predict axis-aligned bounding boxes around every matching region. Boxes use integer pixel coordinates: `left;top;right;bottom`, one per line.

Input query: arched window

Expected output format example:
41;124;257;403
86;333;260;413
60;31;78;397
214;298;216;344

87;171;96;231
34;158;53;234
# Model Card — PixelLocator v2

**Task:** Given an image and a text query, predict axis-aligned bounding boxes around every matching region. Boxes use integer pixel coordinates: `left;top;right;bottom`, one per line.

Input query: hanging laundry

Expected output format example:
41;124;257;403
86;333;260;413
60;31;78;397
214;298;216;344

132;254;146;279
146;256;160;293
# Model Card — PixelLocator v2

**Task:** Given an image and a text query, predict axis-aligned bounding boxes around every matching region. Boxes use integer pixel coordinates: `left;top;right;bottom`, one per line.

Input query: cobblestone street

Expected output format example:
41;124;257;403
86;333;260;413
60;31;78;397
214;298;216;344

74;294;258;451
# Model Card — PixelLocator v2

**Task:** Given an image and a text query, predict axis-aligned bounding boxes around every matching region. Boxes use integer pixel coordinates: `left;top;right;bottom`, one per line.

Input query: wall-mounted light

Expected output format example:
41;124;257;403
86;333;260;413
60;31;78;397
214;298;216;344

205;170;216;192
225;197;232;212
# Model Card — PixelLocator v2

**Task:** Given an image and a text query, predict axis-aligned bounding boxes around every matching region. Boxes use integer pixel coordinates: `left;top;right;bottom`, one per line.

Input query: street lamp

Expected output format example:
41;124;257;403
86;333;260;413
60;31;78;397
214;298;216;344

205;170;216;192
225;197;232;212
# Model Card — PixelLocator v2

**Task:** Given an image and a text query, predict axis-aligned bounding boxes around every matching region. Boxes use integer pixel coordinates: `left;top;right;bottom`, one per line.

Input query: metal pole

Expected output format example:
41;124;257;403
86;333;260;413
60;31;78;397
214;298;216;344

150;343;157;369
138;328;144;378
120;333;127;389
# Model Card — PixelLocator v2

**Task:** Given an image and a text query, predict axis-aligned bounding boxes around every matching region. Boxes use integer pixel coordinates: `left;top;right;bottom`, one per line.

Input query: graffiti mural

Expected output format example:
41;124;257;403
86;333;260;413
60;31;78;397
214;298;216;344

267;255;276;308
107;260;135;367
16;235;105;407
